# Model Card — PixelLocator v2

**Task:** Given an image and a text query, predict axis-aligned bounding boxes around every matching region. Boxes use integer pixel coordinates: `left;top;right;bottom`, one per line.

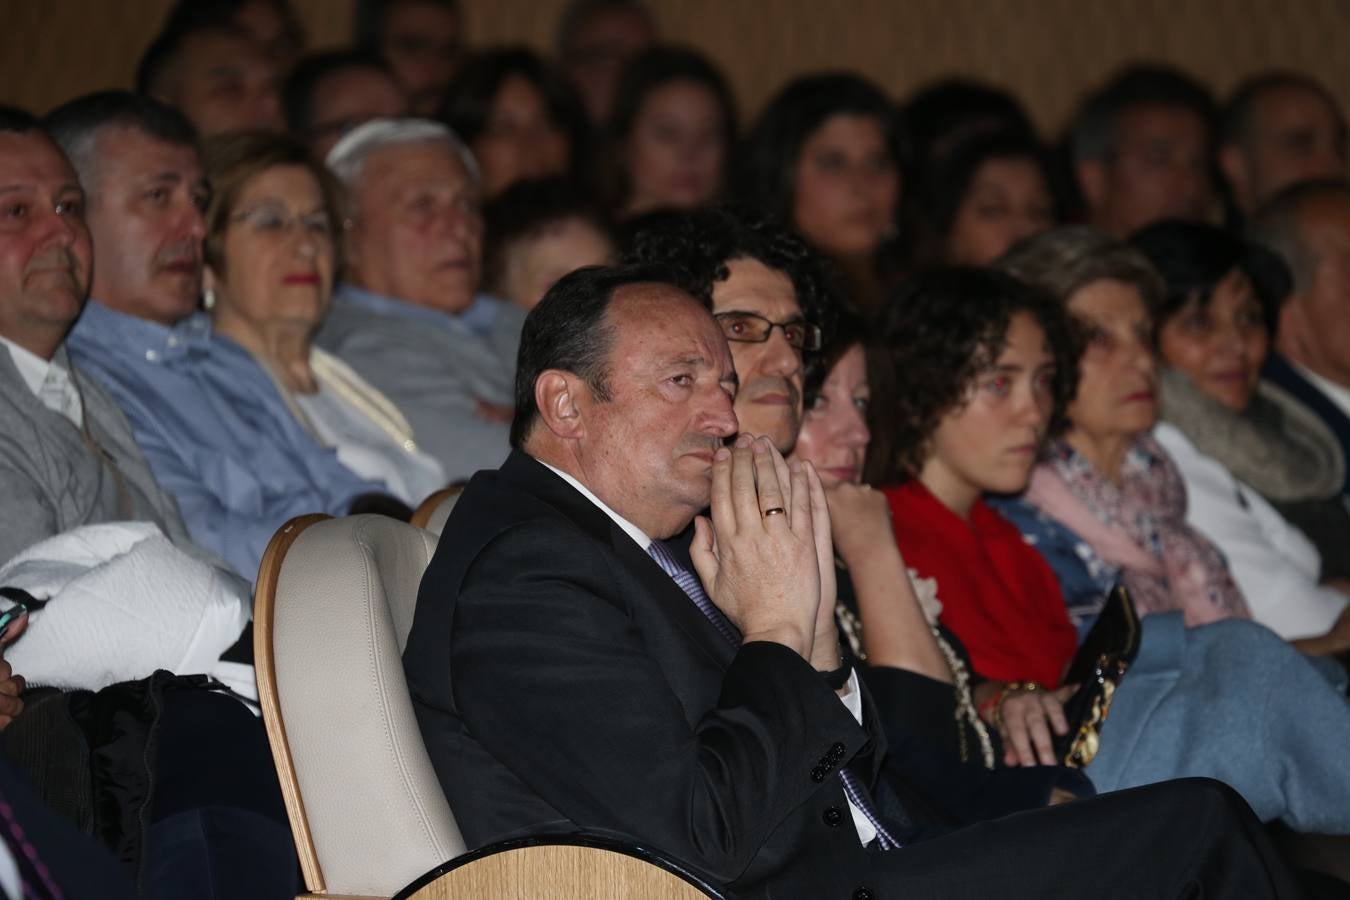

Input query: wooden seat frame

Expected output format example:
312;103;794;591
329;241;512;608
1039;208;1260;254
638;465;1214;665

254;514;727;900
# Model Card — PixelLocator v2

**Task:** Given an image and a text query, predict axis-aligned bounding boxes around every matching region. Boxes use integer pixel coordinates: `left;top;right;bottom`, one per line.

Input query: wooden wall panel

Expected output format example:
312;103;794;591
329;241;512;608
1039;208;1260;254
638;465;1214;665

1;0;1346;134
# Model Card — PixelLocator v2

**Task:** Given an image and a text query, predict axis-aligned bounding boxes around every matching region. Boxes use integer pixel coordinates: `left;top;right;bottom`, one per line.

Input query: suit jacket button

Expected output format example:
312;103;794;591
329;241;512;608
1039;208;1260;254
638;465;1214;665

822;806;844;827
853;888;875;900
810;766;827;783
829;742;845;762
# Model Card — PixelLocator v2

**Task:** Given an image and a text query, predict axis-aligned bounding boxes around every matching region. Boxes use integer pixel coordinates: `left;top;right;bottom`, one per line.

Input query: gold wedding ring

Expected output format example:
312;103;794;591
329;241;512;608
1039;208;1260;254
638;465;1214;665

763;507;786;517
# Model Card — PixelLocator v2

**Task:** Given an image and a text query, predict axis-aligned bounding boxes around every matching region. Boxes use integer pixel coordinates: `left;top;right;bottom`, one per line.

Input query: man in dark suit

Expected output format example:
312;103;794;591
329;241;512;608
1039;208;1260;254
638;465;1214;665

405;263;1301;898
1252;177;1350;493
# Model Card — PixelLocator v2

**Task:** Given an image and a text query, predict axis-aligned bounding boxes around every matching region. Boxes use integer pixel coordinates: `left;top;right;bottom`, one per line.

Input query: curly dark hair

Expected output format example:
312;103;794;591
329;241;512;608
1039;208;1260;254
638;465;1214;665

619;205;839;377
865;266;1081;484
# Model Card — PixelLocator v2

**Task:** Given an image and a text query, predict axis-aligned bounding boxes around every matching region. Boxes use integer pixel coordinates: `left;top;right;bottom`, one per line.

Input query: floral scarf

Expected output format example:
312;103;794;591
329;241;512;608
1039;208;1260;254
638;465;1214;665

1024;436;1250;626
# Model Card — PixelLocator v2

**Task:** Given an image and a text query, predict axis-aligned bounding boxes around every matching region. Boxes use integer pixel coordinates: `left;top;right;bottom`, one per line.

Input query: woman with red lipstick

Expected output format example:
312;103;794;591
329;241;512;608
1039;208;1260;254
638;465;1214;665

1132;221;1350;645
866;264;1350;834
202;130;446;506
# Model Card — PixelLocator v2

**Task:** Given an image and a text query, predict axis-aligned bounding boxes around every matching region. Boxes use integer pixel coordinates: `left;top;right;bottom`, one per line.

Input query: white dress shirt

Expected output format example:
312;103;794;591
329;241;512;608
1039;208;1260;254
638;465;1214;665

1155;422;1348;639
1298;363;1350;421
0;336;83;427
537;458;875;846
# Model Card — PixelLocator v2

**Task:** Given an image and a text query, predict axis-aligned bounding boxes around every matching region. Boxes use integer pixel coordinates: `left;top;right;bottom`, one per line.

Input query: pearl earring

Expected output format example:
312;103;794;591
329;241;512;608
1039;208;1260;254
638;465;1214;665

202;286;216;311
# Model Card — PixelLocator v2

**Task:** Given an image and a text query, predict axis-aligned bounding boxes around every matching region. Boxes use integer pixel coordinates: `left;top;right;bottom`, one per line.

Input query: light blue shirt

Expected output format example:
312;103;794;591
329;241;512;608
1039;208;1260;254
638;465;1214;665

315;284;524;484
67;302;386;581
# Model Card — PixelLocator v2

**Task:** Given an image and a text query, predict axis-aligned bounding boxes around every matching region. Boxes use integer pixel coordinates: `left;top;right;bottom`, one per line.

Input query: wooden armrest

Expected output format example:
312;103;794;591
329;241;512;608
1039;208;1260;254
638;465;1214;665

394;834;729;899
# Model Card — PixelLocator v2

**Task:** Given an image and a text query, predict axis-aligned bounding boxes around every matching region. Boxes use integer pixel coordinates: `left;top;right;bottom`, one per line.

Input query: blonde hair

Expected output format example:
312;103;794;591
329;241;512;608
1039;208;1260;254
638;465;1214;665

201;129;345;275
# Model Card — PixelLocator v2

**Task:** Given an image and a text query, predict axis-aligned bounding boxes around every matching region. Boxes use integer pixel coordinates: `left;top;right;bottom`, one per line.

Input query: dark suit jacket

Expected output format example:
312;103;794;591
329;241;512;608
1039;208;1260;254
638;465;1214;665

404;451;892;899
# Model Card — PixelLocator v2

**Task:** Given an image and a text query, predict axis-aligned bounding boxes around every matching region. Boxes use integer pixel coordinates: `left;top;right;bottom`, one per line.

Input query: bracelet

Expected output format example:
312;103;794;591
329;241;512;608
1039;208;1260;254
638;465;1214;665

992;681;1042;730
976;688;1005;722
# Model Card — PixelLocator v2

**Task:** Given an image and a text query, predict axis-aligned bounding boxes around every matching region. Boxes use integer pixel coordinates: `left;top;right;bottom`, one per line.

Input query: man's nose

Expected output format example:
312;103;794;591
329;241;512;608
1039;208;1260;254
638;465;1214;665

701;390;739;438
762;327;800;377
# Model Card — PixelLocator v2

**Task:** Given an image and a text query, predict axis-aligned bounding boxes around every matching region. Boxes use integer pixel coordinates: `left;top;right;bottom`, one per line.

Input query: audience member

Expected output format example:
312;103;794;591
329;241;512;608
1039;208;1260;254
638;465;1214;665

361;0;463;116
405;262;1305;899
0;105;195;564
1132;220;1350;625
136;18;285;137
1068;65;1216;237
998;225;1350;649
318;118;523;483
1251;179;1350;480
556;0;657;126
607;46;736;217
869;265;1350;833
283;50;409;162
740;73;902;312
623;207;831;453
482;176;614;312
441;47;588;197
910;132;1057;268
789;312;1010;775
0;103;298;900
1220;72;1347;219
158;0;305;72
48;92;387;580
202;130;446;506
902;78;1036;172
646;212;1095;810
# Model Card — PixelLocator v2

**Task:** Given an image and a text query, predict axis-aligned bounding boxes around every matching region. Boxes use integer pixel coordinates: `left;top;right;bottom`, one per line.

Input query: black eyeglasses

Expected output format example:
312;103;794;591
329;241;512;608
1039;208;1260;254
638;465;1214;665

714;312;822;351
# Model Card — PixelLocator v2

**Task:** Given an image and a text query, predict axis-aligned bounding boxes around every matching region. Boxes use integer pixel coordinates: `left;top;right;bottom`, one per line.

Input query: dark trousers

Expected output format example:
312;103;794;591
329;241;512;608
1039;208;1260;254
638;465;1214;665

862;778;1301;899
143;690;298;900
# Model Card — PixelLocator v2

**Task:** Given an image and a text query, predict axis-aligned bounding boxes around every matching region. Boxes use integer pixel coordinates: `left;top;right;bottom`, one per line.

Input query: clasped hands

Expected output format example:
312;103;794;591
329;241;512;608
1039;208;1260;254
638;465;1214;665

689;434;840;671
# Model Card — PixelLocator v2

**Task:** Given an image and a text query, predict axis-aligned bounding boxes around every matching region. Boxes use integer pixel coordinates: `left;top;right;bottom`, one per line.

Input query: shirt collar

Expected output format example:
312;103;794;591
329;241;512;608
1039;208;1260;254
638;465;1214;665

78;301;213;363
0;334;58;398
537;459;653;550
336;283;500;338
0;337;83;426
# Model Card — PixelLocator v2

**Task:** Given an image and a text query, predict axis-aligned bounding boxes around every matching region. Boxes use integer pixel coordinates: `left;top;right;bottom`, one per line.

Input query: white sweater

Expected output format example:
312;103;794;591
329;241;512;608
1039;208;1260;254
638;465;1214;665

1155;422;1347;639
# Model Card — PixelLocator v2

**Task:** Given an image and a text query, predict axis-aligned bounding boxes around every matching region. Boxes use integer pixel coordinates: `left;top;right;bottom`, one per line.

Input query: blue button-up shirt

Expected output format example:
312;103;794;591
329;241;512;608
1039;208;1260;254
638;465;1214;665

67;302;386;580
315;284;524;484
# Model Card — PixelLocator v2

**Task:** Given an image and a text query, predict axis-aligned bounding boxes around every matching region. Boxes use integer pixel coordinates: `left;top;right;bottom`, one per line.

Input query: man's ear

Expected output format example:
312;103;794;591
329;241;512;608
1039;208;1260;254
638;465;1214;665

534;370;586;440
1076;159;1108;218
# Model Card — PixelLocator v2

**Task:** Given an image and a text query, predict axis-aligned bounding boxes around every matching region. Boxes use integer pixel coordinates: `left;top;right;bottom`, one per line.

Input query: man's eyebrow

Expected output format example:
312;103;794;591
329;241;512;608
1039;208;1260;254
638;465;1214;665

716;308;806;321
0;184;34;197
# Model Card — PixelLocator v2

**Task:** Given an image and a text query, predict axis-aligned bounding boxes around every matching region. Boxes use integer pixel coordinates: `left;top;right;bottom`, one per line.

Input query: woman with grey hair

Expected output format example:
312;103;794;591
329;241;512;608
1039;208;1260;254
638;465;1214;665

995;225;1350;655
203;129;447;507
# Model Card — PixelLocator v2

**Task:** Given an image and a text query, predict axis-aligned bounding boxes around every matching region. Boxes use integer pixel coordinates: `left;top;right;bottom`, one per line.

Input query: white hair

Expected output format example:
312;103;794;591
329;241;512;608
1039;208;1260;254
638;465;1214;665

324;117;480;192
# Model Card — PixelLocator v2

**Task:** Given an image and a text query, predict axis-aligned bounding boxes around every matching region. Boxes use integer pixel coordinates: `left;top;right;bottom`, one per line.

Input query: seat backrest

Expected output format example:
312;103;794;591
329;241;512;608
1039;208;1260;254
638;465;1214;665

410;486;463;536
255;514;464;897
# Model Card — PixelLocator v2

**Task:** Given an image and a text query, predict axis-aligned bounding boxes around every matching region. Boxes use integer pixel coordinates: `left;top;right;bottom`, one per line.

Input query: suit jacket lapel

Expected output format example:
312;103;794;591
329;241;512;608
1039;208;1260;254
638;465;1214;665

499;452;738;669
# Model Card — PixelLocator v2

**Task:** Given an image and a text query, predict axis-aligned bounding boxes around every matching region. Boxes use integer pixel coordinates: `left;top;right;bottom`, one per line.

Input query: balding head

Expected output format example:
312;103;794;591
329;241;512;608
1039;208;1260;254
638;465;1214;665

1250;178;1350;385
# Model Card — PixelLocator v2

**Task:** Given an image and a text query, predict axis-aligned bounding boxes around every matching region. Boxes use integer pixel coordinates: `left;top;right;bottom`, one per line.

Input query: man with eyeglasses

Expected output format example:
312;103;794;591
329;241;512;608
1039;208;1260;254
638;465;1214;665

624;206;826;454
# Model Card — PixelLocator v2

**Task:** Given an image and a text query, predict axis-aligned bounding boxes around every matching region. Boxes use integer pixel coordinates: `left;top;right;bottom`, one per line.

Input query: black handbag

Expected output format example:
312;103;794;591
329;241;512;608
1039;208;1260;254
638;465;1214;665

1054;584;1142;768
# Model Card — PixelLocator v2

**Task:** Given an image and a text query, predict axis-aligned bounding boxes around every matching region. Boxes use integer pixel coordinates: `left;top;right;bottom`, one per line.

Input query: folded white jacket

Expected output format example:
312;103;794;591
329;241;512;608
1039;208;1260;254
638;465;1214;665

0;522;252;694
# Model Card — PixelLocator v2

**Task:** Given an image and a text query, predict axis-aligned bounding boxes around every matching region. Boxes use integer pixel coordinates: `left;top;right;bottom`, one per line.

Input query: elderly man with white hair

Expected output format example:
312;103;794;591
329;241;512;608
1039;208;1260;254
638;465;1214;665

318;118;525;483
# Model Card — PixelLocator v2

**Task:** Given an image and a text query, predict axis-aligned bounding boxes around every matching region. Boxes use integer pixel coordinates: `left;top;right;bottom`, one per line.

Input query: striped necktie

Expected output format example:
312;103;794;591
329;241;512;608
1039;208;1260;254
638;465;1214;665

645;539;901;850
